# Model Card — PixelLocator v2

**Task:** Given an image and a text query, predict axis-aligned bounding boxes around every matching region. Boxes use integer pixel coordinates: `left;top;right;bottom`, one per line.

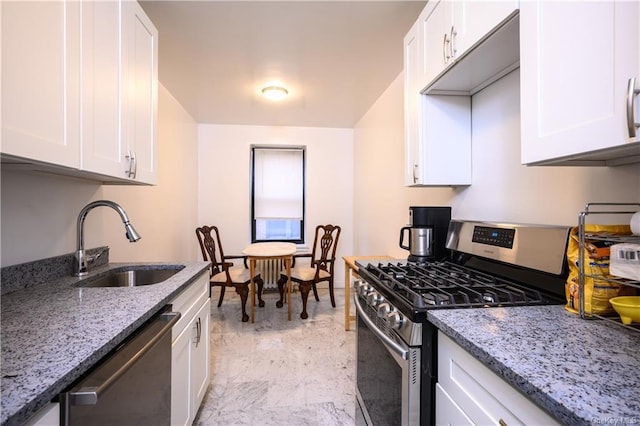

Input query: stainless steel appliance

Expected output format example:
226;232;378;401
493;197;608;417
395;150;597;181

399;207;451;263
60;306;180;426
355;220;571;426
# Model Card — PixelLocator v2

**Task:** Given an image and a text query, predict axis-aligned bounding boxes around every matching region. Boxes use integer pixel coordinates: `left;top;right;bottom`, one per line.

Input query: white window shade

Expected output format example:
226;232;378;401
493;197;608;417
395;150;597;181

254;148;304;219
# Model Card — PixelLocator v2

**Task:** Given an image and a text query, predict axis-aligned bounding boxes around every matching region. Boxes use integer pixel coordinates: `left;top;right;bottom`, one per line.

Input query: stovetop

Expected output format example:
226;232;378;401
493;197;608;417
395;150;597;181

358;261;563;322
355;220;571;324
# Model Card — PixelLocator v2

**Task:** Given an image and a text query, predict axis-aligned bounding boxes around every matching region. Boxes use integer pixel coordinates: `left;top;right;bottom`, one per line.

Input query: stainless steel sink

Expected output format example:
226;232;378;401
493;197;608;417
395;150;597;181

76;266;184;288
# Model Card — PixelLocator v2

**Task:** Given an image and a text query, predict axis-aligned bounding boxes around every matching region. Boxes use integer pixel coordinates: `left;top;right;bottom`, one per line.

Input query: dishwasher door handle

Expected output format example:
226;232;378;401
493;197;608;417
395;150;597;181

68;310;180;406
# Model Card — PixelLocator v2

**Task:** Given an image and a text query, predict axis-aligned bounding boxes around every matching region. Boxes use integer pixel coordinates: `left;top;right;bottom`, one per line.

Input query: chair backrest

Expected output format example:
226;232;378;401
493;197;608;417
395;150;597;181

195;225;226;275
310;224;341;274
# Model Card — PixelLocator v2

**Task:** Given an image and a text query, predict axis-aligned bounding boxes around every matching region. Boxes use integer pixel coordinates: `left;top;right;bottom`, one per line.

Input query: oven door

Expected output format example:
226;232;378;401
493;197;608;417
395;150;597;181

354;293;421;426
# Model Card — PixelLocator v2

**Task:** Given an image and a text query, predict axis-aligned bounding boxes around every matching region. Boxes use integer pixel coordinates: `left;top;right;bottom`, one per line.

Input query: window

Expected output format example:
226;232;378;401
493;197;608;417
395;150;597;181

251;146;305;243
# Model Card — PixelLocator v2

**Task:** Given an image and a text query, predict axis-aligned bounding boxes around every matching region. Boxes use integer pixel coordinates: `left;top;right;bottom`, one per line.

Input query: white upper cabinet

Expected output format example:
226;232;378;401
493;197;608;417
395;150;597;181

1;1;81;168
520;0;640;166
1;0;158;184
124;1;158;184
405;0;516;186
419;0;519;93
404;20;471;187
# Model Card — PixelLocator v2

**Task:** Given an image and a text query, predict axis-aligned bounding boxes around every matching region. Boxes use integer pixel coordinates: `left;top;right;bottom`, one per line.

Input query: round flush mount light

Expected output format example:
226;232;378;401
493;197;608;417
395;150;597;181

261;85;289;101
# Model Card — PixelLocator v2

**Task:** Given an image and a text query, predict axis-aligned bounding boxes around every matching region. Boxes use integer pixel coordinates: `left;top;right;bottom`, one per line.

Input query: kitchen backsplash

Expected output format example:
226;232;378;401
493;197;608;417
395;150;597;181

1;247;109;295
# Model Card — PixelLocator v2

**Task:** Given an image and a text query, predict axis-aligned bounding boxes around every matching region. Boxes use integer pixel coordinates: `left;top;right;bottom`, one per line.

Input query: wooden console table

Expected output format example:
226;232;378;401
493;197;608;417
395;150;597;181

343;255;394;331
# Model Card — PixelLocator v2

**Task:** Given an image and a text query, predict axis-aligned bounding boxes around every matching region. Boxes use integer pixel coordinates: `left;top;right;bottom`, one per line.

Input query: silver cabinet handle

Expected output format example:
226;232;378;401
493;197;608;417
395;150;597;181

193;317;201;347
450;26;457;60
125;150;137;179
413;163;418;184
442;33;450;64
627;77;640;138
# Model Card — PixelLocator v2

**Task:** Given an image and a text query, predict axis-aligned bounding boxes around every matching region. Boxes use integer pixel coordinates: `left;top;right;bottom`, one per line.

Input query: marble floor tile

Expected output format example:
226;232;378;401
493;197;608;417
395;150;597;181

194;287;357;426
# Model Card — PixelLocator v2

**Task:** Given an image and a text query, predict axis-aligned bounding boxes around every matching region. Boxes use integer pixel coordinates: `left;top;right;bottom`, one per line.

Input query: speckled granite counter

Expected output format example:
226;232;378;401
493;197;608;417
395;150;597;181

1;261;210;426
428;306;640;426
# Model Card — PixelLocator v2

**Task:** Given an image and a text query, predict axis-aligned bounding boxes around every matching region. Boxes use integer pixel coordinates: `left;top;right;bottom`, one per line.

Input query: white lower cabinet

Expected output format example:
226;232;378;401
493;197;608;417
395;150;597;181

436;331;559;426
171;273;211;426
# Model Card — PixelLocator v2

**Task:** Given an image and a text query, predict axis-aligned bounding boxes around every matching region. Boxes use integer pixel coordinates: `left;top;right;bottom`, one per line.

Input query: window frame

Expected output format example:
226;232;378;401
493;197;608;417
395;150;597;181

250;145;306;244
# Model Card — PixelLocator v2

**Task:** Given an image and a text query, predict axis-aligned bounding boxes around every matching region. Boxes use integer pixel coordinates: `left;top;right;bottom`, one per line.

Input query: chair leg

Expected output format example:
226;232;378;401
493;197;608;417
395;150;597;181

234;284;249;322
299;282;312;319
312;282;320;301
276;275;287;308
256;277;265;308
329;278;336;308
217;286;226;307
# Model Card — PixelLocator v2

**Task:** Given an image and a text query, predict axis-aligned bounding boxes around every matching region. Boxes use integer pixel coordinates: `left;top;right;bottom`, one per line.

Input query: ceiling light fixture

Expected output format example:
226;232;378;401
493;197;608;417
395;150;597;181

261;85;288;101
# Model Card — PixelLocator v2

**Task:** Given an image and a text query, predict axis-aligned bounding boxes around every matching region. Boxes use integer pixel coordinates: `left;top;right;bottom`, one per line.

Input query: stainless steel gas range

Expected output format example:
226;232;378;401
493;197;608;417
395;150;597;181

354;220;572;426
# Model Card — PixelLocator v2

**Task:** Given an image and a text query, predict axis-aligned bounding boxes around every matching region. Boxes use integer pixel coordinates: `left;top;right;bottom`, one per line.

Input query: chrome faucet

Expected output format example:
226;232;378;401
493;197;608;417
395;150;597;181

74;200;141;276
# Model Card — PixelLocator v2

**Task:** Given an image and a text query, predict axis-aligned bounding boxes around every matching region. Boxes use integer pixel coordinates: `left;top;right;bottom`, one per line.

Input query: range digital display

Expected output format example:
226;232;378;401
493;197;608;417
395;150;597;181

472;226;515;249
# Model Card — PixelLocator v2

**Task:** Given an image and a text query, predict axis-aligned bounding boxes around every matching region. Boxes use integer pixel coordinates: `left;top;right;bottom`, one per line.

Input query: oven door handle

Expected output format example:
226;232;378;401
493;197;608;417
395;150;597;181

354;293;409;360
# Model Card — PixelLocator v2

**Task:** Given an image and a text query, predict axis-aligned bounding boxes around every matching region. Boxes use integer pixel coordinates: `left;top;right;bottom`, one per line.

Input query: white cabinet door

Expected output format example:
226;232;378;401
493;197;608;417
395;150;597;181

435;383;473;426
1;1;80;168
190;299;211;416
171;273;210;426
520;0;640;165
80;0;126;178
172;318;192;426
404;21;422;186
450;0;518;58
420;0;451;89
123;1;158;185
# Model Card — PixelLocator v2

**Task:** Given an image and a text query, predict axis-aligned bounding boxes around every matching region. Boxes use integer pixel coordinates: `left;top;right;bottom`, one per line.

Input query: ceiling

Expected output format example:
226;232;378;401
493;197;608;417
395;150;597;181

139;1;426;128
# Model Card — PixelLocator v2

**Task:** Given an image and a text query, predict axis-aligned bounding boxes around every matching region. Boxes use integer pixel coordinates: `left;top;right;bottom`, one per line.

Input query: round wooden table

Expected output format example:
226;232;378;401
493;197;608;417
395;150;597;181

242;242;297;322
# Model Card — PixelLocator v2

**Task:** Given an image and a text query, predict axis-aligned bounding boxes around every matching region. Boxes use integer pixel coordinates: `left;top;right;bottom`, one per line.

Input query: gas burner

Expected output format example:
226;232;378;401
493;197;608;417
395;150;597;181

360;260;558;318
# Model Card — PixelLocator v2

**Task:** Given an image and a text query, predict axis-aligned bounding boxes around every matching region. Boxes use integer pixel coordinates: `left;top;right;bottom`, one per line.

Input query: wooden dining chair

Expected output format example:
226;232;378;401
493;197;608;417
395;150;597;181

196;225;265;322
276;224;341;319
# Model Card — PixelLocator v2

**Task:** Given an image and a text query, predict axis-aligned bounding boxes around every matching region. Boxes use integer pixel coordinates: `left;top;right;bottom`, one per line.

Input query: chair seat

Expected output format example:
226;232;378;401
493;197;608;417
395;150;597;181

284;266;331;282
211;267;257;284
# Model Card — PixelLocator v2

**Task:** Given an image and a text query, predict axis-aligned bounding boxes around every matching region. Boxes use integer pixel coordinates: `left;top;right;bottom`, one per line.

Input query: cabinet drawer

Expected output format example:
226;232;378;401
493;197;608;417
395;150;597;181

437;331;559;425
170;272;208;339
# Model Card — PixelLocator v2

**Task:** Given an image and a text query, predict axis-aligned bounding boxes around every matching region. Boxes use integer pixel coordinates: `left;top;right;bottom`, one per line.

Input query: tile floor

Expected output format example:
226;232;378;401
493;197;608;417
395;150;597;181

193;287;357;426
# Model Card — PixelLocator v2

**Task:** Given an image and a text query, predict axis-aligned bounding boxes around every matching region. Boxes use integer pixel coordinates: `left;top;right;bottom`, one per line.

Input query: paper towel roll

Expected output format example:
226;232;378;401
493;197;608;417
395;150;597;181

631;211;640;236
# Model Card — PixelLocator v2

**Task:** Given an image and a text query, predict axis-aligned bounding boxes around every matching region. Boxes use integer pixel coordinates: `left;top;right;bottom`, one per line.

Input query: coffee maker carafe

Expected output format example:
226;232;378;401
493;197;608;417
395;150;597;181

399;206;451;263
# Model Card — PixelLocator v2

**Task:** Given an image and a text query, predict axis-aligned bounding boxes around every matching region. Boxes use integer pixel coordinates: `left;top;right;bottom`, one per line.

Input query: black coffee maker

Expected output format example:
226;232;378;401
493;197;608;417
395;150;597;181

399;206;451;263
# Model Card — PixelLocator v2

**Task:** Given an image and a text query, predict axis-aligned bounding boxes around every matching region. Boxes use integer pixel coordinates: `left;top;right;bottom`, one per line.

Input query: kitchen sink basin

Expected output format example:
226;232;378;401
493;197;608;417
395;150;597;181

76;266;185;288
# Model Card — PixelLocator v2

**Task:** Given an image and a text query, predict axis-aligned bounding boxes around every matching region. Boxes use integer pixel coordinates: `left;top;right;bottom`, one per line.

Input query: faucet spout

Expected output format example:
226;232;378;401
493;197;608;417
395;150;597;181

74;200;141;276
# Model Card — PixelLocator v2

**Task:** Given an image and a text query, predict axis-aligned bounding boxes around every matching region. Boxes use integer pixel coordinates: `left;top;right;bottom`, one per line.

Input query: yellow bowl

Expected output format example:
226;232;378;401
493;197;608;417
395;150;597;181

609;296;640;325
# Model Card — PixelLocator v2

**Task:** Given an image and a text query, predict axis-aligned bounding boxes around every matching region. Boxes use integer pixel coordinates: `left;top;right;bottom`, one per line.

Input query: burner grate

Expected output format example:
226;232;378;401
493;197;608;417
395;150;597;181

365;261;548;310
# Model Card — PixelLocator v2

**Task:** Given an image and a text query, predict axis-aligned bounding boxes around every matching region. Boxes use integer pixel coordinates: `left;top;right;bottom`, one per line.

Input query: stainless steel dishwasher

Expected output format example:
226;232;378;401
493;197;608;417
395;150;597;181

60;306;180;426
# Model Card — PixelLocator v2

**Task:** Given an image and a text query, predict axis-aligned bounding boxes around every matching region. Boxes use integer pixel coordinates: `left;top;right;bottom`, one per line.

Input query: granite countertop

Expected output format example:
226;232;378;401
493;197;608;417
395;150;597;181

428;305;640;426
0;261;210;426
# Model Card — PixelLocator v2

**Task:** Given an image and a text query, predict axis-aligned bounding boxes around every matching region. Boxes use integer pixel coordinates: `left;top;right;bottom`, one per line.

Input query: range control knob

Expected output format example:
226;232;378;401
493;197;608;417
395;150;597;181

387;310;404;330
366;291;384;307
377;302;391;318
355;280;372;297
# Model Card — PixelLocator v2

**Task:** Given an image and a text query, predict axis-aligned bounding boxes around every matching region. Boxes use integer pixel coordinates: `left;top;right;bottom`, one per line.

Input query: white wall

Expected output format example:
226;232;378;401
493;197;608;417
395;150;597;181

1;171;103;266
1;83;199;267
197;124;354;286
353;69;640;259
103;84;200;262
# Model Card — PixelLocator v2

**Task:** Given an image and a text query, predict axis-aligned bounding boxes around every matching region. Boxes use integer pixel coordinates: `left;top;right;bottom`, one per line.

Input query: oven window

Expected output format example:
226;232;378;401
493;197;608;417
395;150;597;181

357;316;402;425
